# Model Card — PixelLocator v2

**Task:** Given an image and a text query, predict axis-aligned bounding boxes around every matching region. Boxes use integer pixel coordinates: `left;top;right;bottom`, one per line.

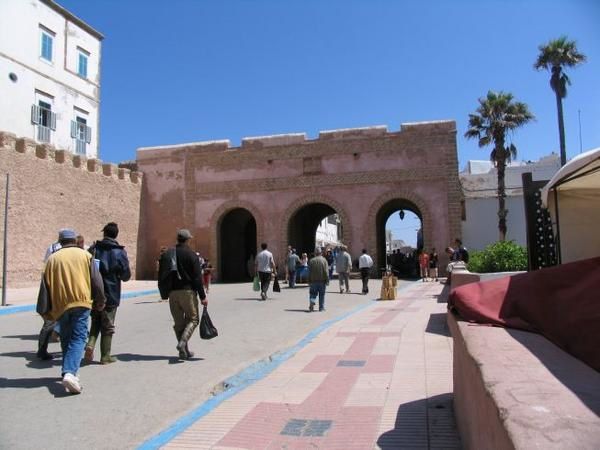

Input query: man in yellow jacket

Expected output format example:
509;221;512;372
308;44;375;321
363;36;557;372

44;228;105;394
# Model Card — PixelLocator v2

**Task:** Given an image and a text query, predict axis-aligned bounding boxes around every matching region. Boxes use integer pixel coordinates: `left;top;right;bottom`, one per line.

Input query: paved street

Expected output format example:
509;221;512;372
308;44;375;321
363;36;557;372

1;279;388;449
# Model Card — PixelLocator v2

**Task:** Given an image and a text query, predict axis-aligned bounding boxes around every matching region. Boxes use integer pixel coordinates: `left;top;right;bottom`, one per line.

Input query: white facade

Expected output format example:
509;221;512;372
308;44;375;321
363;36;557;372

315;214;342;248
0;0;102;158
461;154;561;251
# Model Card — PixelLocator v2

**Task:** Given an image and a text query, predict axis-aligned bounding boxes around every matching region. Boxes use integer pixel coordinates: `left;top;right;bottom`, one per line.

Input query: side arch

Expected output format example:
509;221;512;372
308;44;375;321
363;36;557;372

209;200;264;281
366;190;433;273
278;194;353;257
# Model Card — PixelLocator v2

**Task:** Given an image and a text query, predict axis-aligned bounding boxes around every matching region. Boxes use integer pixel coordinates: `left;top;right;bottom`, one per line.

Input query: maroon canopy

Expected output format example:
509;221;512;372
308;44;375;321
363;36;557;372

448;256;600;372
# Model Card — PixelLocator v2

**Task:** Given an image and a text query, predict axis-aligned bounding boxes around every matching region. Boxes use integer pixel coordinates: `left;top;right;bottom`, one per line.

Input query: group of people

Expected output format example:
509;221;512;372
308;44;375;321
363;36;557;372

418;248;439;282
262;244;375;311
38;222;131;394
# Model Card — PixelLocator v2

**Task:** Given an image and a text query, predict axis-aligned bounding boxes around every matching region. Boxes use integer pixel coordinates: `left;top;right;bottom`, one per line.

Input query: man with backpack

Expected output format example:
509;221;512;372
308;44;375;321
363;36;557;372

84;222;131;364
158;229;208;360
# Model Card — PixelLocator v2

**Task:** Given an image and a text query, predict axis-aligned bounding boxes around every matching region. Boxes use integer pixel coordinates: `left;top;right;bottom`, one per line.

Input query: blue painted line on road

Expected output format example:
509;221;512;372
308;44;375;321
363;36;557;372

138;281;419;450
0;289;160;317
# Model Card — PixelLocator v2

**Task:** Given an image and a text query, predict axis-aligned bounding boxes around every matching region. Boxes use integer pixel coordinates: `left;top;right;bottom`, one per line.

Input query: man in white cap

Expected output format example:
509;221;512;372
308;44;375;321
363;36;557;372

158;229;208;360
44;228;105;394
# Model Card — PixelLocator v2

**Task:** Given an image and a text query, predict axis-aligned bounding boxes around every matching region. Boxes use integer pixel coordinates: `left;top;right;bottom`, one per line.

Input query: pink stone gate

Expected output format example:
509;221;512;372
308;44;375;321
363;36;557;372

135;121;462;281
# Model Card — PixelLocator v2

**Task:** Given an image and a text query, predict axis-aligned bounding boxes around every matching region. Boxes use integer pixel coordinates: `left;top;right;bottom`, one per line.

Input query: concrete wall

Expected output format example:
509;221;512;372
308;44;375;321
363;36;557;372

0;0;102;158
0;131;141;288
136;120;462;280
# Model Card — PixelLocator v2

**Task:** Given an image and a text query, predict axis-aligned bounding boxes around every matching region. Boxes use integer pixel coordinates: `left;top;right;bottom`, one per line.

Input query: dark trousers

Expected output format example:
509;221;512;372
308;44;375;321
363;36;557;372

258;271;272;295
288;269;297;288
87;306;117;349
38;319;56;354
360;268;370;294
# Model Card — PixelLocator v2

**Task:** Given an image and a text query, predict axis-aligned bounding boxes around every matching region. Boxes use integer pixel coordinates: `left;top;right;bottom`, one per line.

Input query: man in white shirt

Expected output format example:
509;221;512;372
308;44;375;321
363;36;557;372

254;242;276;300
358;248;374;295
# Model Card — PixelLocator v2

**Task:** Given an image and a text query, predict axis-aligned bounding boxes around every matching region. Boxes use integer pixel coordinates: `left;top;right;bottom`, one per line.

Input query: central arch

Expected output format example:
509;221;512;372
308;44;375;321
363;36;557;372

280;195;353;259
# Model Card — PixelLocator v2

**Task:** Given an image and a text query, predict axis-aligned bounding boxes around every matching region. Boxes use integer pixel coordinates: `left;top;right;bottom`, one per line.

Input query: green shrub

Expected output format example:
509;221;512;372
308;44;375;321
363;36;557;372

467;241;527;273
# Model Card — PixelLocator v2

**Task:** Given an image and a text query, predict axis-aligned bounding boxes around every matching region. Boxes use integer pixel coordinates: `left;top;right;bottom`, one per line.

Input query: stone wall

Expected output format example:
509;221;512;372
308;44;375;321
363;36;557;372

0;131;142;287
136;120;462;280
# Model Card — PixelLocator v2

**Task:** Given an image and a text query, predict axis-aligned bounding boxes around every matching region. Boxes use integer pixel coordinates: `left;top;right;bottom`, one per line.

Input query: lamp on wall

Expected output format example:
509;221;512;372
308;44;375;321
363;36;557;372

398;209;405;220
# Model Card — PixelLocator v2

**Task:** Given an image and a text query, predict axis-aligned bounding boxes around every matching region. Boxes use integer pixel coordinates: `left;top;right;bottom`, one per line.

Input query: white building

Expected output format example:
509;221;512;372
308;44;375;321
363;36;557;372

0;0;102;158
461;154;561;251
315;214;342;248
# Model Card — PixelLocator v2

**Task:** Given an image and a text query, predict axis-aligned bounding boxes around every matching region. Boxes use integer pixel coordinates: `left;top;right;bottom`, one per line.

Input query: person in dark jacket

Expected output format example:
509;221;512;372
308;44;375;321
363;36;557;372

84;222;131;364
158;228;208;360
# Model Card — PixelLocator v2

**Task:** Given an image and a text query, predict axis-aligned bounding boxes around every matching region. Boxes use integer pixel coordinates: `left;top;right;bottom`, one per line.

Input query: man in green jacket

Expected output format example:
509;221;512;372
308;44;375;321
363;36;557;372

308;247;329;312
44;228;105;394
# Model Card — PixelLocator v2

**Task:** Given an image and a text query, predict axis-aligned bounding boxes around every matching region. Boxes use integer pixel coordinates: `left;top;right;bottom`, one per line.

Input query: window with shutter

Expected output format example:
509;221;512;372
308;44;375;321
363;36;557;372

31;104;41;124
85;126;92;144
71;120;77;138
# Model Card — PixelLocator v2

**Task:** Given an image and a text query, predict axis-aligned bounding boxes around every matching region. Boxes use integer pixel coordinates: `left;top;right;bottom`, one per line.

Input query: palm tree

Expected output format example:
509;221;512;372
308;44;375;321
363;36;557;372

465;91;534;241
534;36;586;166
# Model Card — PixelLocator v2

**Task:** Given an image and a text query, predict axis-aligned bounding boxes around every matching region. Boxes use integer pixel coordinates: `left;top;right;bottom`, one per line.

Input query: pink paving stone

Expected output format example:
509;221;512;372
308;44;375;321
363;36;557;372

322;406;382;448
336;331;402;338
343;335;378;358
217;403;290;450
301;355;342;373
370;310;402;325
364;355;395;372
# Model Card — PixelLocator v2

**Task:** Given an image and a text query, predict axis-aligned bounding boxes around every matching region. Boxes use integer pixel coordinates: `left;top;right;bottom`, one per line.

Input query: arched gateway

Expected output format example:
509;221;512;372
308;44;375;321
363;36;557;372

135;121;462;280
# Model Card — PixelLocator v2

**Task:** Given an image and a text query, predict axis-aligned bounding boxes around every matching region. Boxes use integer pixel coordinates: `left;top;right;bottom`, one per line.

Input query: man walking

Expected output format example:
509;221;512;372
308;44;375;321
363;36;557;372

287;248;300;288
308;247;329;312
358;248;374;294
255;243;276;300
44;228;105;394
158;229;207;360
336;245;352;293
84;222;131;364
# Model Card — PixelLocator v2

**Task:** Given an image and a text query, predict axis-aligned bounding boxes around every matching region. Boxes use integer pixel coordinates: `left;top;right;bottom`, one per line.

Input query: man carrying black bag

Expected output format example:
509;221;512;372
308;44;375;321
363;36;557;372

158;229;208;360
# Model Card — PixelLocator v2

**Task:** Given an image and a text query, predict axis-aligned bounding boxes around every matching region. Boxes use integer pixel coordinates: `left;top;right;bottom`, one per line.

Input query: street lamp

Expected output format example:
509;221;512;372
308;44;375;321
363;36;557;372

398;209;405;221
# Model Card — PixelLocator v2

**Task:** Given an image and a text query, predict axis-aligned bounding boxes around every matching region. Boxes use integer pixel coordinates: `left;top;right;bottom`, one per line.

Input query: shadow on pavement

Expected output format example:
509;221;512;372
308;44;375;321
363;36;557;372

2;334;39;341
377;392;460;449
436;284;451;303
284;309;310;313
234;297;263;301
0;376;70;397
425;313;451;337
1;350;63;368
116;353;201;364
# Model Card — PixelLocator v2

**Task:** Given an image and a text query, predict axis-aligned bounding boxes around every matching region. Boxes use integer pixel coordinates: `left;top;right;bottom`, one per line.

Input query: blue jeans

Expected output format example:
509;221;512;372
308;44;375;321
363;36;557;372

58;307;91;376
288;269;297;288
309;282;327;310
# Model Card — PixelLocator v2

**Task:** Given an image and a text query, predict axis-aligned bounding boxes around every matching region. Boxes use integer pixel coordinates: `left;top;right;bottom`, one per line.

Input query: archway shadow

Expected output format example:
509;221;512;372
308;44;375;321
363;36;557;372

376;392;461;449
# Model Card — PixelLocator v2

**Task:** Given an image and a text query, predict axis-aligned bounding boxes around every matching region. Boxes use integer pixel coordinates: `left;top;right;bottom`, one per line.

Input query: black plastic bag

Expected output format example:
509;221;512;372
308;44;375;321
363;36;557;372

199;306;218;340
273;277;281;293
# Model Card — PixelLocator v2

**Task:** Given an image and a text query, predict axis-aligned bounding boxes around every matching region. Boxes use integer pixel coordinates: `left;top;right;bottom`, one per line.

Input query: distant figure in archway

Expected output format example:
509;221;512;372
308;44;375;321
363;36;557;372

255;243;276;300
359;249;374;294
336;245;352;293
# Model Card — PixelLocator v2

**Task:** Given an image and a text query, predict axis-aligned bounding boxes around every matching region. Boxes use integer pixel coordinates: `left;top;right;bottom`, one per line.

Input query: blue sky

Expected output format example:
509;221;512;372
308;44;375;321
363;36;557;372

59;0;599;245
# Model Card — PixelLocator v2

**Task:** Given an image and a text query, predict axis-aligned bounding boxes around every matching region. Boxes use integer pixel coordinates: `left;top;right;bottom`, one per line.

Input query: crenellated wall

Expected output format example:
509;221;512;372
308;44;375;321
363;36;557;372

136;120;462;280
0;131;142;287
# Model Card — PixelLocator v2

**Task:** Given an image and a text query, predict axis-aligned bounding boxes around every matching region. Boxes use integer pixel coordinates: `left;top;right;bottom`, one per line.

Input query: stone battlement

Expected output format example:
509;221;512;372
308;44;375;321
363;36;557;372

0;131;142;184
137;120;456;158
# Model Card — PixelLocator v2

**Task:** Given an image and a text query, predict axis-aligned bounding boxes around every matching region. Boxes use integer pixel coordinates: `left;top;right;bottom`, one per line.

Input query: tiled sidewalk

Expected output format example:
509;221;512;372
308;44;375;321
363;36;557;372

161;282;461;449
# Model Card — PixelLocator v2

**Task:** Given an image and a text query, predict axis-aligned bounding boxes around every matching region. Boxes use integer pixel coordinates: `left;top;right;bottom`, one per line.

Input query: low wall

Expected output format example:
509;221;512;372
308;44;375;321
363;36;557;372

448;312;600;449
0;131;142;287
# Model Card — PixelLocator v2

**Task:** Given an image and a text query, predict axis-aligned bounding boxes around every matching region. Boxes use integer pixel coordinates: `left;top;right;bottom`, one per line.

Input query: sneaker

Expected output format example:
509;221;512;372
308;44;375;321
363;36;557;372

62;373;82;394
260;292;267;300
84;346;94;362
319;307;326;312
309;304;314;312
340;288;344;294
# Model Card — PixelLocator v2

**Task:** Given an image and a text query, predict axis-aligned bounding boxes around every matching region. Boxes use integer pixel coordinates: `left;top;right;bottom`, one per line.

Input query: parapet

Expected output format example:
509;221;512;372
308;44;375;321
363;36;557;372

0;131;142;184
135;119;457;157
